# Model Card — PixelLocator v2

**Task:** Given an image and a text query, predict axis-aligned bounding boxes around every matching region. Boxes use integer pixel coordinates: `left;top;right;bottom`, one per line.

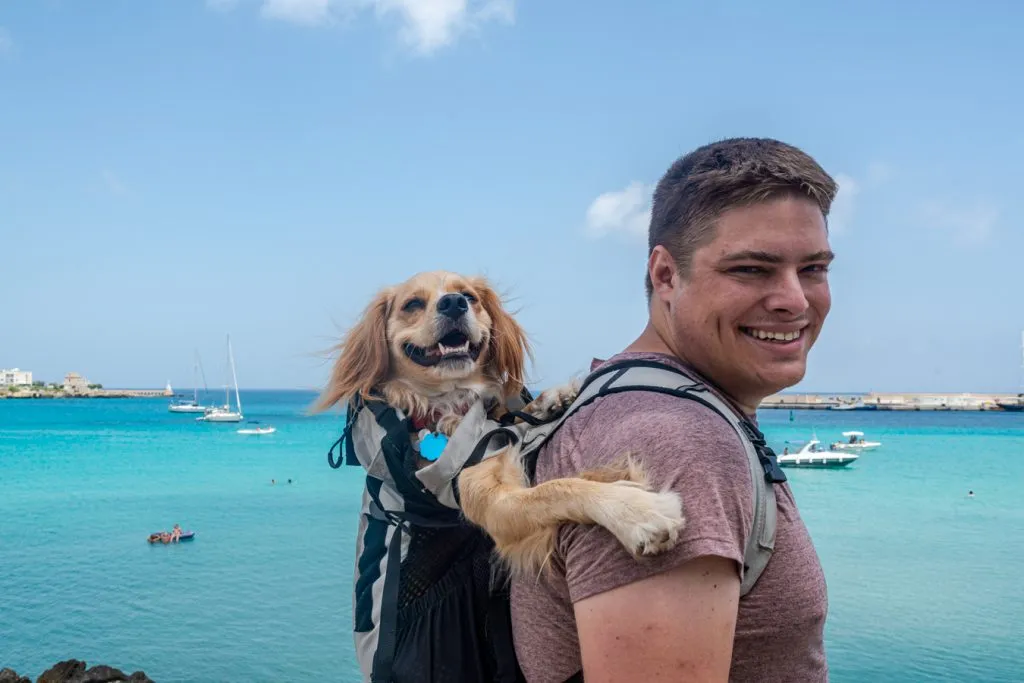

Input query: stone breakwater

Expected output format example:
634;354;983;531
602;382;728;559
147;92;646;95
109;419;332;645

761;391;1024;411
0;660;153;683
0;389;167;400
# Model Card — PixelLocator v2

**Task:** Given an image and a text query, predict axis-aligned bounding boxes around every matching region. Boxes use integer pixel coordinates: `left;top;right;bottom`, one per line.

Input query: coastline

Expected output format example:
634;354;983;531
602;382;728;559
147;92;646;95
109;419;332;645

4;387;1021;410
0;389;169;400
761;391;1024;412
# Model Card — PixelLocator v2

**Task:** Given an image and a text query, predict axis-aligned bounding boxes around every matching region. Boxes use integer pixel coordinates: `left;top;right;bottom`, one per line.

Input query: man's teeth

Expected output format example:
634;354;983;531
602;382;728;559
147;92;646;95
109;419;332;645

744;328;802;342
438;342;470;355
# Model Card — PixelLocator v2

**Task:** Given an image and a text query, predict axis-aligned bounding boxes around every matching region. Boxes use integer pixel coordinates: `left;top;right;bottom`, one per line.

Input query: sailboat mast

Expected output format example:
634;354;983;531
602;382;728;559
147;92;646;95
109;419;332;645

1019;329;1024;391
228;334;243;416
192;350;199;404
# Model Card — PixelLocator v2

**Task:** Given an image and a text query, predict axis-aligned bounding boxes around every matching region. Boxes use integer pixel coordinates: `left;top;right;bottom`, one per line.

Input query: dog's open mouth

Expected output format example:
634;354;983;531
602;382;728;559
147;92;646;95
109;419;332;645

404;331;483;367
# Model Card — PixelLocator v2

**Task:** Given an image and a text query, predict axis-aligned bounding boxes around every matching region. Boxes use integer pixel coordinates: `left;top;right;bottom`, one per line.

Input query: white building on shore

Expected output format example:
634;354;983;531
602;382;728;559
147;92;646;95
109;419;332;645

0;368;33;386
63;372;90;394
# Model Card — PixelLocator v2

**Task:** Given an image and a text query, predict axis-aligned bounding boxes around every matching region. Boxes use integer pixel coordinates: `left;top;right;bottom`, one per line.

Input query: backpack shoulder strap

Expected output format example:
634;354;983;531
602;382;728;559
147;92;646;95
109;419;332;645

519;358;786;596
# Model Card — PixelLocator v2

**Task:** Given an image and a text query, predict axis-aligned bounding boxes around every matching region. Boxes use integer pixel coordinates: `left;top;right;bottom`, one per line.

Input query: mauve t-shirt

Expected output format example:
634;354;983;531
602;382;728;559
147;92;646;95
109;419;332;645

509;352;829;682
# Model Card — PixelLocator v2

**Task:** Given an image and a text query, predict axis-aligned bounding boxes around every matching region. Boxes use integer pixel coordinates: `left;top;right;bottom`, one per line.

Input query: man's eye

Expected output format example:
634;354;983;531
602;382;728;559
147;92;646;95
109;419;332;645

402;298;425;312
730;266;767;275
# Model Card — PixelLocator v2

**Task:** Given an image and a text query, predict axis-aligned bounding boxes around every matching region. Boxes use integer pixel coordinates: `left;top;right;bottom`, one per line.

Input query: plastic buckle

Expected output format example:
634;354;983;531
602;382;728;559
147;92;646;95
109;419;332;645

758;445;787;483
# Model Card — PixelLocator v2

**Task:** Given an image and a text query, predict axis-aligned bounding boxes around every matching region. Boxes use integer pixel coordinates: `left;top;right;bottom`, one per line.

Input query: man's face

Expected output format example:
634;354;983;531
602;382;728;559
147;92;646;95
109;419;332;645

652;195;834;409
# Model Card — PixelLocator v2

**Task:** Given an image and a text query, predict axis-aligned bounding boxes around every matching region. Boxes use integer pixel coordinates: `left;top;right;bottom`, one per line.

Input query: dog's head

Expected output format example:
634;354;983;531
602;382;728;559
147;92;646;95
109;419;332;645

315;270;531;412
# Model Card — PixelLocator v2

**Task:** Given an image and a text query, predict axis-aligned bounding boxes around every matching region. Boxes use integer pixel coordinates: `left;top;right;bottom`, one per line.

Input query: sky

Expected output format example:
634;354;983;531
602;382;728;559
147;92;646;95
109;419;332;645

2;0;1024;394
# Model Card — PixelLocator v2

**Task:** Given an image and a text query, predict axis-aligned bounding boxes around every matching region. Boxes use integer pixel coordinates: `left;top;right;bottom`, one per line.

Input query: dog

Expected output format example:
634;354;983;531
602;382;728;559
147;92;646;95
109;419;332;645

314;270;684;577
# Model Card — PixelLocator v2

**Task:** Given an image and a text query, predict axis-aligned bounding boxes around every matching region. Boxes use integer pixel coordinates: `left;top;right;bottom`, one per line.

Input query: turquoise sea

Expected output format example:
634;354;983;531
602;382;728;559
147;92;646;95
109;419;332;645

1;392;1022;682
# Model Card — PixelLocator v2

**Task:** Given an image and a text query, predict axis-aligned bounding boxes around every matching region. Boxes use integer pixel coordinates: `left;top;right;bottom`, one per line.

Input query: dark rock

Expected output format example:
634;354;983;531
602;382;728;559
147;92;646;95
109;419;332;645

76;665;130;683
29;661;153;683
0;668;32;683
37;660;86;683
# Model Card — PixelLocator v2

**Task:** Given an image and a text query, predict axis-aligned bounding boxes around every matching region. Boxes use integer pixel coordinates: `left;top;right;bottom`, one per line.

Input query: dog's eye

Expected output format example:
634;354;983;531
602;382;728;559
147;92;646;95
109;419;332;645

402;298;425;312
461;291;477;303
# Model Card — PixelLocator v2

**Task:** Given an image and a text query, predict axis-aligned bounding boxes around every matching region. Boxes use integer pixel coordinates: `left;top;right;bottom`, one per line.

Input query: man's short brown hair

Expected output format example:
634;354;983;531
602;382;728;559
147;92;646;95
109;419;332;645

645;137;838;298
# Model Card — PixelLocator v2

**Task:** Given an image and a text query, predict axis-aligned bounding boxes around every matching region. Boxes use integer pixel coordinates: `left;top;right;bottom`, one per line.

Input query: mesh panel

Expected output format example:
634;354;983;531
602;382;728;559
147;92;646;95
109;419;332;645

399;523;486;607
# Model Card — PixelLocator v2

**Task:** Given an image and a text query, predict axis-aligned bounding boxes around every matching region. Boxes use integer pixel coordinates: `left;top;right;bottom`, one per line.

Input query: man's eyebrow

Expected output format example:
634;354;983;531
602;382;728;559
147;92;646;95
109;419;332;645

719;249;835;264
719;250;782;263
802;250;836;263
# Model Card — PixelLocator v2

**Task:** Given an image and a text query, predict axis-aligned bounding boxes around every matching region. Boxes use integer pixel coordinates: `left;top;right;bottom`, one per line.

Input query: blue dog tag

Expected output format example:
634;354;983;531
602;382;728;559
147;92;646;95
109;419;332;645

418;432;449;461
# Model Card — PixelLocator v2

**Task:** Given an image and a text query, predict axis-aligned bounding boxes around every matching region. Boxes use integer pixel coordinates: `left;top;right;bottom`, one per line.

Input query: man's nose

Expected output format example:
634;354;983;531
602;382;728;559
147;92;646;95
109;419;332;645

765;270;810;315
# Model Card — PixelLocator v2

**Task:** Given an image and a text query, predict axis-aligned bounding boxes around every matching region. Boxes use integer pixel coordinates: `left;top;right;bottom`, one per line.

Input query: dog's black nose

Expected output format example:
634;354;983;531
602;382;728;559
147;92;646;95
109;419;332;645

437;293;469;319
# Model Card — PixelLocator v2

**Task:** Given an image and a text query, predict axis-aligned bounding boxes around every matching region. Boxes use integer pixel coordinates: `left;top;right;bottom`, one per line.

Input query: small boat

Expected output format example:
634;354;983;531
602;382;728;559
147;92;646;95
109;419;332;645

996;397;1024;412
237;421;276;435
197;335;244;423
778;438;858;469
169;399;210;414
170;351;213;413
829;430;881;451
147;530;195;544
830;399;878;411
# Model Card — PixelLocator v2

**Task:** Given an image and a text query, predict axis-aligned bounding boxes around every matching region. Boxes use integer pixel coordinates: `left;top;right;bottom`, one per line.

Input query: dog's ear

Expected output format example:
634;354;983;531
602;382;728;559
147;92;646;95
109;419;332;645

313;286;394;413
470;277;532;395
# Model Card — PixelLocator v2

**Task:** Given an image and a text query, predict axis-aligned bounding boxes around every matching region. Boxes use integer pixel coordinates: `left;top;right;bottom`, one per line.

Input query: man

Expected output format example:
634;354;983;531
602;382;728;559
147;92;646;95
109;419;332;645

510;137;837;682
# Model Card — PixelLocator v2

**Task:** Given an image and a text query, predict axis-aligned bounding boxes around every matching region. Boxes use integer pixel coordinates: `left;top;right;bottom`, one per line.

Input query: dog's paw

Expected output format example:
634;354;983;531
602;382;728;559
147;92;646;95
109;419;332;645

435;414;463;437
524;380;581;421
600;484;685;558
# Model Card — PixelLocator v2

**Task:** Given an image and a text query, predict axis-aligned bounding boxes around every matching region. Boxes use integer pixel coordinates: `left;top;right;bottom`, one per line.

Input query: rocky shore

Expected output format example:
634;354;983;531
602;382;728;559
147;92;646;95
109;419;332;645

0;660;153;683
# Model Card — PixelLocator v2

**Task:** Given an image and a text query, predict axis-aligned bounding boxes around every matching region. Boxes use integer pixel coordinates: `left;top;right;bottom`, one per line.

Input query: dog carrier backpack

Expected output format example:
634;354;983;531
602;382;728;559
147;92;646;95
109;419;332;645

330;391;531;683
329;357;787;683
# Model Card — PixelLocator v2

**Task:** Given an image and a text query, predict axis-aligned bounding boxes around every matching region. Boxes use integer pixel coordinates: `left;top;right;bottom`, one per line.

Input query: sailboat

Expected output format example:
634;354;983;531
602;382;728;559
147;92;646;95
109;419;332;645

169;350;212;413
996;330;1024;412
197;335;244;423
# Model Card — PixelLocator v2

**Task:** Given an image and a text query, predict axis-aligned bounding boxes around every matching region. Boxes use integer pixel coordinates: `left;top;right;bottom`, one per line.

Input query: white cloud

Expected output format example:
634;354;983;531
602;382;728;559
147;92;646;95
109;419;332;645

585;161;892;241
828;173;860;235
584;181;652;241
373;0;514;54
216;0;513;54
261;0;335;25
921;200;998;246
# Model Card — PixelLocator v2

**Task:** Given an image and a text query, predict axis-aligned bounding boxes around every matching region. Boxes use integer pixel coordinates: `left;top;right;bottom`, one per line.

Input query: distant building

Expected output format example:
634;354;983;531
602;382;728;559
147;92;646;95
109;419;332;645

0;368;33;386
63;372;90;394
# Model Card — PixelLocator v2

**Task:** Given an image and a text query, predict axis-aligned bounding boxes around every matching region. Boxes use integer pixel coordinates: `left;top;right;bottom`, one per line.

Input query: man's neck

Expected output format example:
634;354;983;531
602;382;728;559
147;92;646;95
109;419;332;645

625;319;761;418
624;320;675;356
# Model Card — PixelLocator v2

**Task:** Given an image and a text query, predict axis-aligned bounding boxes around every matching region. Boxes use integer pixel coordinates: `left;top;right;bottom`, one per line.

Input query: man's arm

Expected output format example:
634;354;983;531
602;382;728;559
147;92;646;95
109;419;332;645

574;554;740;682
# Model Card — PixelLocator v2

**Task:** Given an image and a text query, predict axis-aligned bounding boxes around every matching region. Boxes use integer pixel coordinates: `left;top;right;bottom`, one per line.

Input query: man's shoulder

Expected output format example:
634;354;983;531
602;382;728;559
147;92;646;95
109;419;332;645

581;352;744;439
537;352;748;480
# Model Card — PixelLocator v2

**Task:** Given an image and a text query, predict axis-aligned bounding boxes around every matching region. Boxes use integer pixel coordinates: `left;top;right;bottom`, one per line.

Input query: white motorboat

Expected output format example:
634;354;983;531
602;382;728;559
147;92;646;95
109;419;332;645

237;421;276;435
778;438;858;469
197;335;244;423
829;430;881;451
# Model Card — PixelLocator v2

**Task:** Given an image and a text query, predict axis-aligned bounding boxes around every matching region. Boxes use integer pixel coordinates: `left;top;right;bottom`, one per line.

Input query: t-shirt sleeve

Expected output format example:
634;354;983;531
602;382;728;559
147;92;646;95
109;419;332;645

557;393;755;604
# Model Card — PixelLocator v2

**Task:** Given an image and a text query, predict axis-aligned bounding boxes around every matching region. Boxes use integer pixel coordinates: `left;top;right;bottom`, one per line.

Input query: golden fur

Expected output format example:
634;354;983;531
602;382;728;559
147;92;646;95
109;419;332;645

315;270;684;578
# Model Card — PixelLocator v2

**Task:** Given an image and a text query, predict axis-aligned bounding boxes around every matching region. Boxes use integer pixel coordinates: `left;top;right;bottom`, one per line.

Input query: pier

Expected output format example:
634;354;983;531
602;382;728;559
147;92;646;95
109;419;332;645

0;388;170;399
761;391;1024;412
